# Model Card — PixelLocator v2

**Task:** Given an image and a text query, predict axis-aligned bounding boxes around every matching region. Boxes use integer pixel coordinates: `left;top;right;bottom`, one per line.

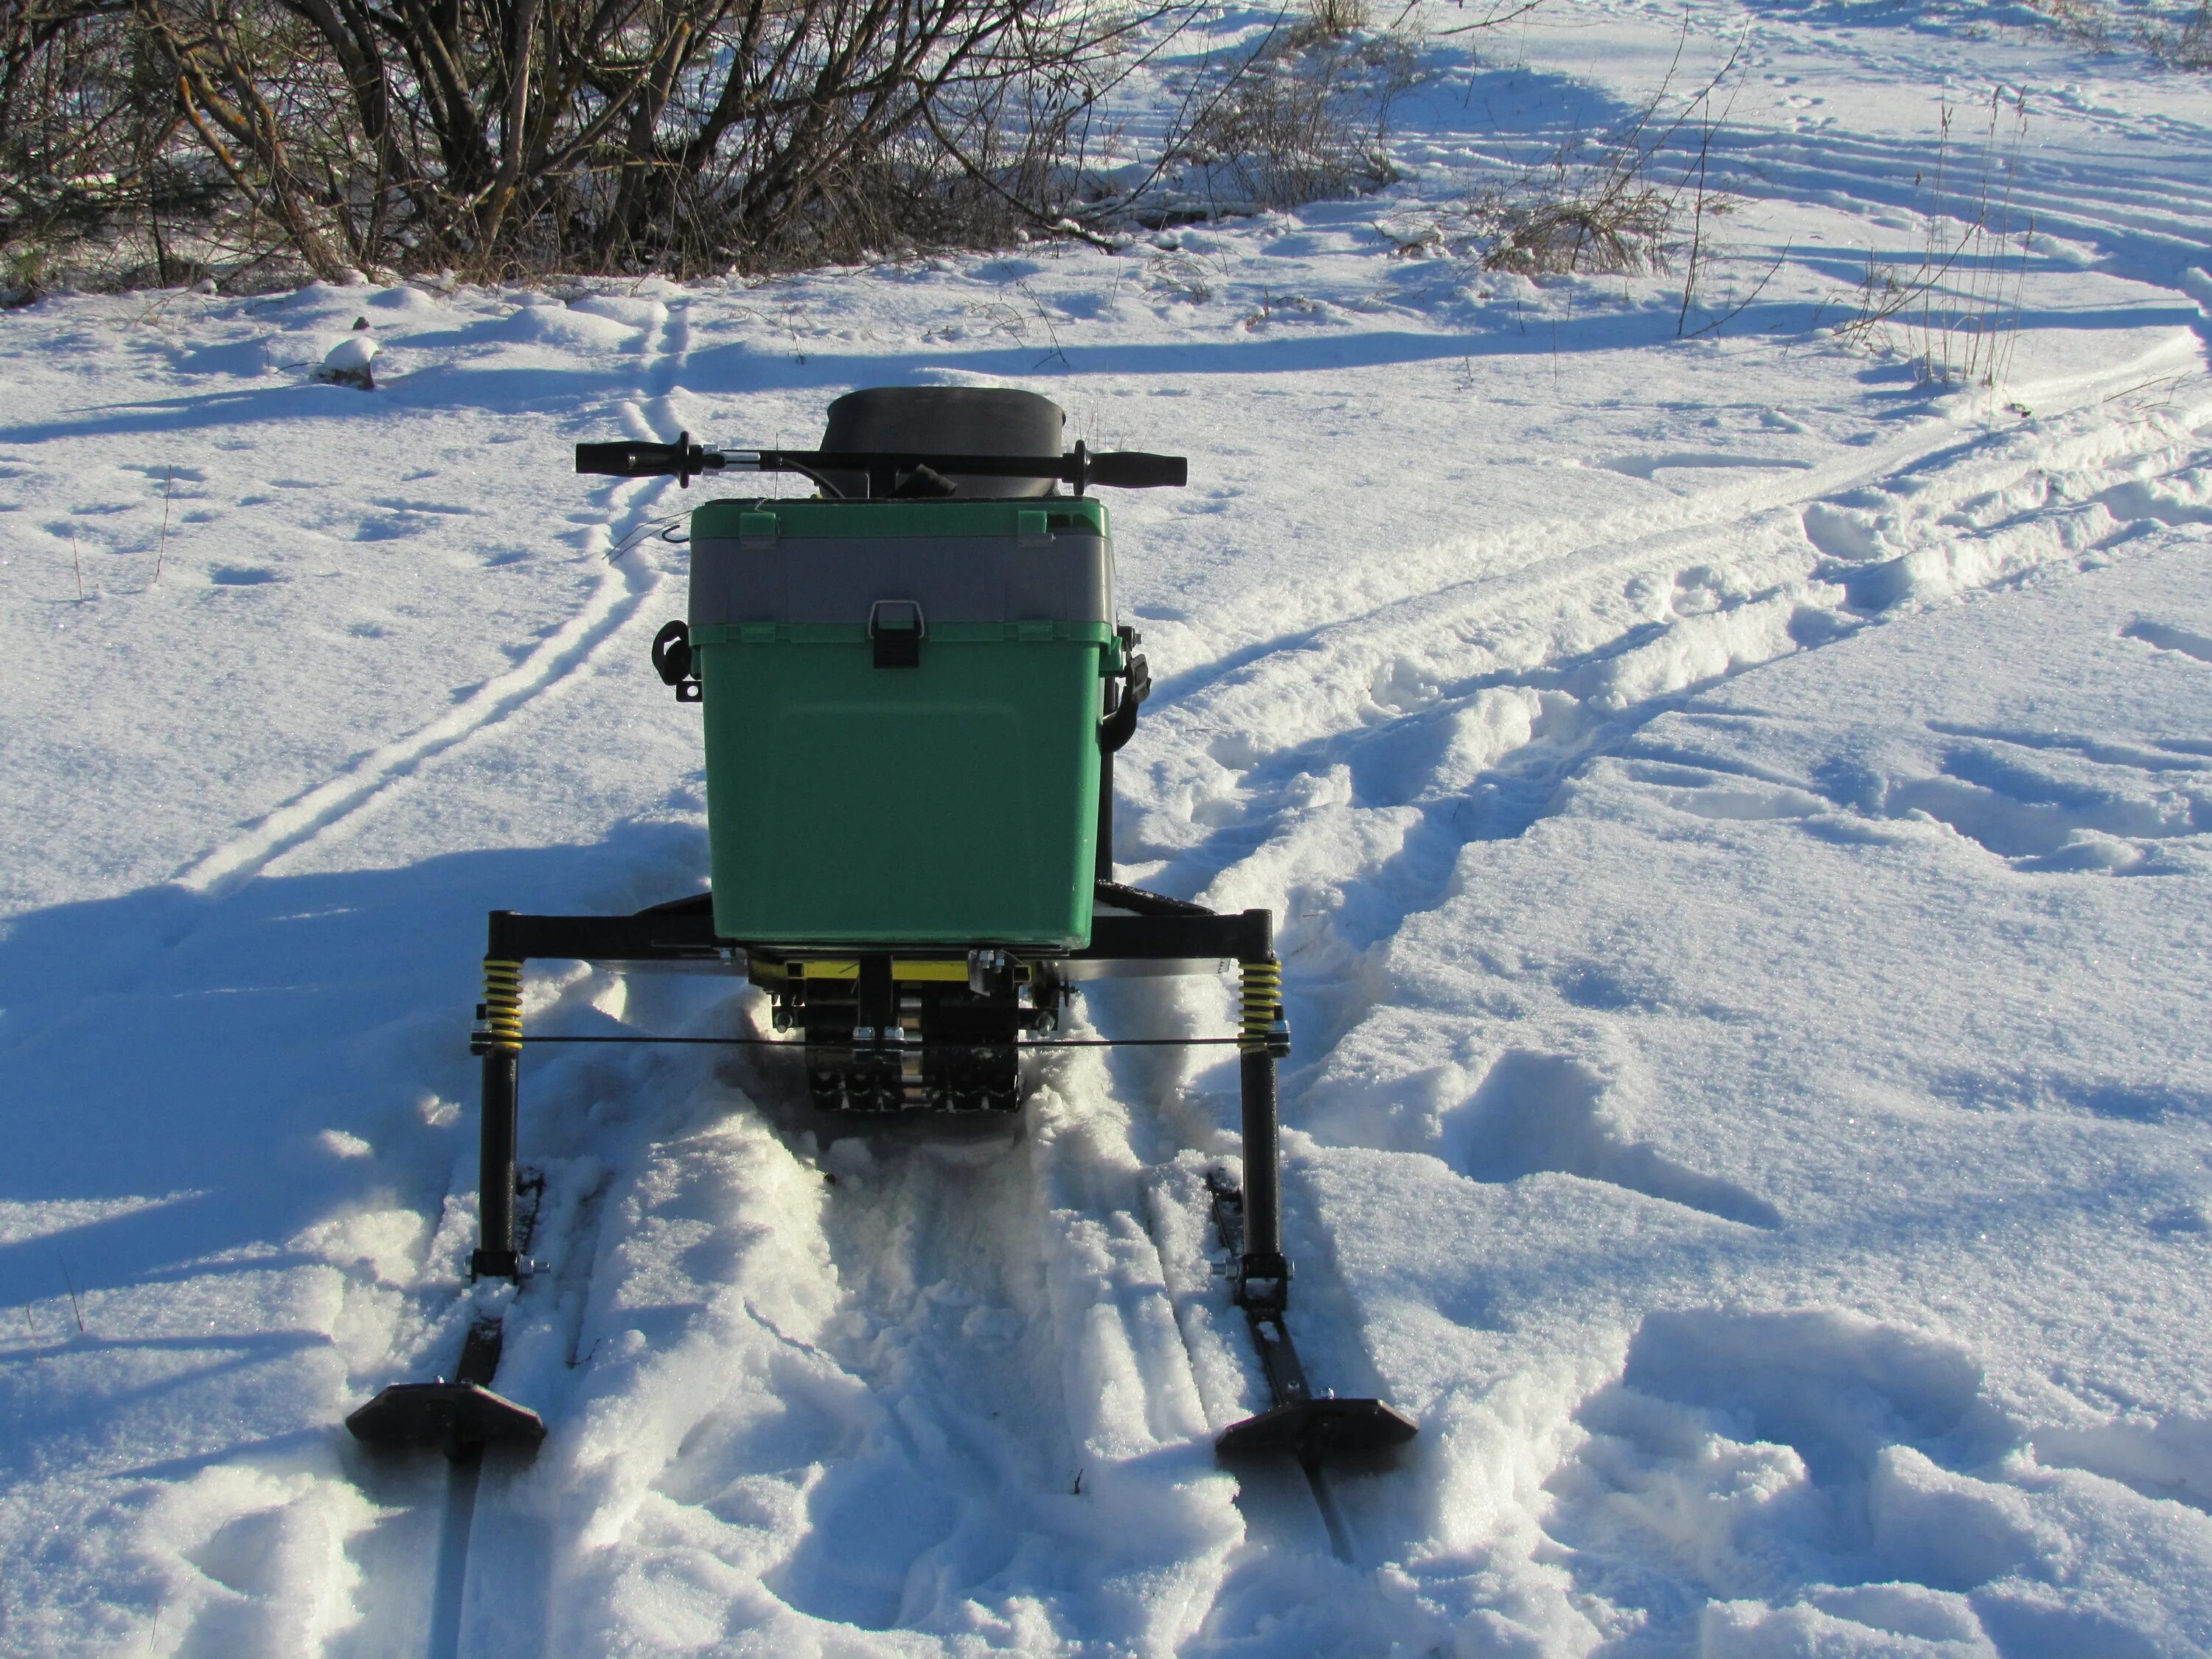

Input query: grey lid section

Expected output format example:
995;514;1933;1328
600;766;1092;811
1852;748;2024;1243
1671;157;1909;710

820;386;1064;500
691;530;1113;629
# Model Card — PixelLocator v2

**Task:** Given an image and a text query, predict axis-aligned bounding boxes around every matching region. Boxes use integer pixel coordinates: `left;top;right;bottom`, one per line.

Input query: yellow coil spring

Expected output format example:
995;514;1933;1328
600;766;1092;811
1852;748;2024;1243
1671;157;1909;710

481;958;524;1054
1239;958;1283;1054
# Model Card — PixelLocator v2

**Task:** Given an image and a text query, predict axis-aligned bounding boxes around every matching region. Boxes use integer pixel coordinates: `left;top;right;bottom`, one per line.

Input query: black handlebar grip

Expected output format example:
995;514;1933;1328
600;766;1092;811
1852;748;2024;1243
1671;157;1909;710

576;440;678;476
1086;451;1188;489
577;432;717;485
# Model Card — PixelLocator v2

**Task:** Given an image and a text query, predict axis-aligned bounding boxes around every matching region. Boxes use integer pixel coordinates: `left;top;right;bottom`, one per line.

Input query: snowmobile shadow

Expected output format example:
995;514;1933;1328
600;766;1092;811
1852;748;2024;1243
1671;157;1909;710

0;818;712;1316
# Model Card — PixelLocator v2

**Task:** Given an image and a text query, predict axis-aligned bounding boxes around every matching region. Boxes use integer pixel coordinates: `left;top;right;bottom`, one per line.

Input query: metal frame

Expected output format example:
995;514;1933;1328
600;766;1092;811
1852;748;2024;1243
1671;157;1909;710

352;901;1413;1464
465;889;1284;1290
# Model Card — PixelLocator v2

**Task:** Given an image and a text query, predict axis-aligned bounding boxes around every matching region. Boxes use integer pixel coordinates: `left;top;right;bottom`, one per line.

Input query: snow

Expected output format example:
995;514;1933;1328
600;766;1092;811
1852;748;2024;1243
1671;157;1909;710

4;0;2211;1652
319;335;380;386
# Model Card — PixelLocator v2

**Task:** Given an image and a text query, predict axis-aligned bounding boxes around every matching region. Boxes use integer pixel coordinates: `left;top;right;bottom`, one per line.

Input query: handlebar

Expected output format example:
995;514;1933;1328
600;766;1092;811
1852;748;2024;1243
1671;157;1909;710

574;435;1186;495
1085;450;1186;489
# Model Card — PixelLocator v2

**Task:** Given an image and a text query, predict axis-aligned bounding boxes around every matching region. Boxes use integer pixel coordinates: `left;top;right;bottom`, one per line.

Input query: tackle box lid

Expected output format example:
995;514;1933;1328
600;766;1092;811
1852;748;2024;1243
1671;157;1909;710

692;496;1107;541
689;495;1114;631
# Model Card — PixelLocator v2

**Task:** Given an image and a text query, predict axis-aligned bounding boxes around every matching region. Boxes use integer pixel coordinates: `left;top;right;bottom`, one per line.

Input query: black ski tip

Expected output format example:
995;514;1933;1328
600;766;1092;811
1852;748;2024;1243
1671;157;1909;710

346;1381;547;1453
1217;1397;1418;1464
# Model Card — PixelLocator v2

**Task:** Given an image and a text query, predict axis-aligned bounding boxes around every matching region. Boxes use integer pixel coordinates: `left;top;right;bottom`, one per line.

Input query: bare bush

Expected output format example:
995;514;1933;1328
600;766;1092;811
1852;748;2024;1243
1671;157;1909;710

1175;22;1416;212
1475;164;1675;276
1376;41;1744;280
1492;33;1748;279
1373;160;1674;280
0;0;1554;292
1304;0;1369;39
1;0;222;291
2019;0;2212;66
2141;0;2212;65
6;0;1192;285
183;0;1165;279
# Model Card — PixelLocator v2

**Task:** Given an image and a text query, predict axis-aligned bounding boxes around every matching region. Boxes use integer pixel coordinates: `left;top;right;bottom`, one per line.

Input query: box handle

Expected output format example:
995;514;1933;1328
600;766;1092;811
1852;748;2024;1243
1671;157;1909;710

868;599;925;668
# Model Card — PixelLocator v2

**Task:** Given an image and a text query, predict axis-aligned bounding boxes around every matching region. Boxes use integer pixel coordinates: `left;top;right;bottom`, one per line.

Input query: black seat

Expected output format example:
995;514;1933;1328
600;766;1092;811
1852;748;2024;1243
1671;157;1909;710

820;386;1064;499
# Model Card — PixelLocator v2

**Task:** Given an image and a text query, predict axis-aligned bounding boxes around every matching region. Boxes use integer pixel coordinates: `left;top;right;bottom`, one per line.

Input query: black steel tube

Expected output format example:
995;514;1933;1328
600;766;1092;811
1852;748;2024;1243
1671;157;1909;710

481;902;1269;968
1082;910;1273;962
513;1033;1241;1047
1240;1048;1283;1263
473;1049;521;1279
751;446;1186;488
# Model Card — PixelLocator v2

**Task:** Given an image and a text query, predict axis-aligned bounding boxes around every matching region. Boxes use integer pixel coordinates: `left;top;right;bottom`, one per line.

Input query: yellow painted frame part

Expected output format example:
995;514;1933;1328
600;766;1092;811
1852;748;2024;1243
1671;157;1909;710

785;959;977;983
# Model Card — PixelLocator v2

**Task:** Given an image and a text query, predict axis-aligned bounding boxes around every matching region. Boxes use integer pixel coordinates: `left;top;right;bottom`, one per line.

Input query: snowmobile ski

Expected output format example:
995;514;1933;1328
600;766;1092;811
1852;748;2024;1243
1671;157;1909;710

1208;1172;1418;1466
345;1316;546;1453
349;1171;547;1455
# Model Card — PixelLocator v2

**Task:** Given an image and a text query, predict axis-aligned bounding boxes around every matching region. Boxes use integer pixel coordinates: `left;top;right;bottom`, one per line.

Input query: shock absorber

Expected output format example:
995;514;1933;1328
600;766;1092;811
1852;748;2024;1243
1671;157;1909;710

1239;957;1289;1058
1234;954;1293;1311
478;959;524;1055
473;957;525;1278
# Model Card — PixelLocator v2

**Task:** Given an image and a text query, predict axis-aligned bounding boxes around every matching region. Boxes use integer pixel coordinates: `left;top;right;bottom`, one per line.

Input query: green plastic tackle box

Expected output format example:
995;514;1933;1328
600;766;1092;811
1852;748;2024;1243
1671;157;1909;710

687;495;1117;949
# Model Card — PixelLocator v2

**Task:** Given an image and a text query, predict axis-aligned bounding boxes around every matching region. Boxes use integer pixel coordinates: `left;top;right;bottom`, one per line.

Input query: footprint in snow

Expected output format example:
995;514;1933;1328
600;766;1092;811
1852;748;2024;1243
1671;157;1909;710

1540;1308;2212;1656
1442;1048;1783;1229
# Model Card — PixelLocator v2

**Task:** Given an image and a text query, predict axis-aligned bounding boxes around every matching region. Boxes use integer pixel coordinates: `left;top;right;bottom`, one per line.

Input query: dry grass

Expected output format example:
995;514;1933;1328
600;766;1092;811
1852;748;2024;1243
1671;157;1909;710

1828;92;2033;388
2141;0;2212;65
1477;173;1677;276
2022;0;2212;66
1374;44;1745;282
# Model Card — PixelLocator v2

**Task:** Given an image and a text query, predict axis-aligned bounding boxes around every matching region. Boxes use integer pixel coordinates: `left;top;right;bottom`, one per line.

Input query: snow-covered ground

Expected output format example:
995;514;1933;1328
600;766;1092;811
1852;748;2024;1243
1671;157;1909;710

4;1;2211;1652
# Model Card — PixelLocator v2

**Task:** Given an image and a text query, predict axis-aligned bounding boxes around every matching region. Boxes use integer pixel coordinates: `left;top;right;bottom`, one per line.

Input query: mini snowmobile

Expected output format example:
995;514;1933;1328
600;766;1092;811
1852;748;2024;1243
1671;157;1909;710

347;387;1416;1472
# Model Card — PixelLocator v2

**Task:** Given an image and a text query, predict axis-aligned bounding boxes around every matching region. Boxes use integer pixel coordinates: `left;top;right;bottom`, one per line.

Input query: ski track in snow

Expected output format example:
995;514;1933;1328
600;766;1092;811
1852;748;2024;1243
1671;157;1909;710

349;1037;1234;1655
174;301;696;897
1301;527;2212;1649
270;306;700;1659
1461;114;2212;278
1139;348;2212;1068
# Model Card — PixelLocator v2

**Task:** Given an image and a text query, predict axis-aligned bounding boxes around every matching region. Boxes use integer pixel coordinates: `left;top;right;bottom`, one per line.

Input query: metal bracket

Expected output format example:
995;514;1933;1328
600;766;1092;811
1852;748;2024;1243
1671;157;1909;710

1099;625;1150;755
652;619;702;701
967;947;1009;995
